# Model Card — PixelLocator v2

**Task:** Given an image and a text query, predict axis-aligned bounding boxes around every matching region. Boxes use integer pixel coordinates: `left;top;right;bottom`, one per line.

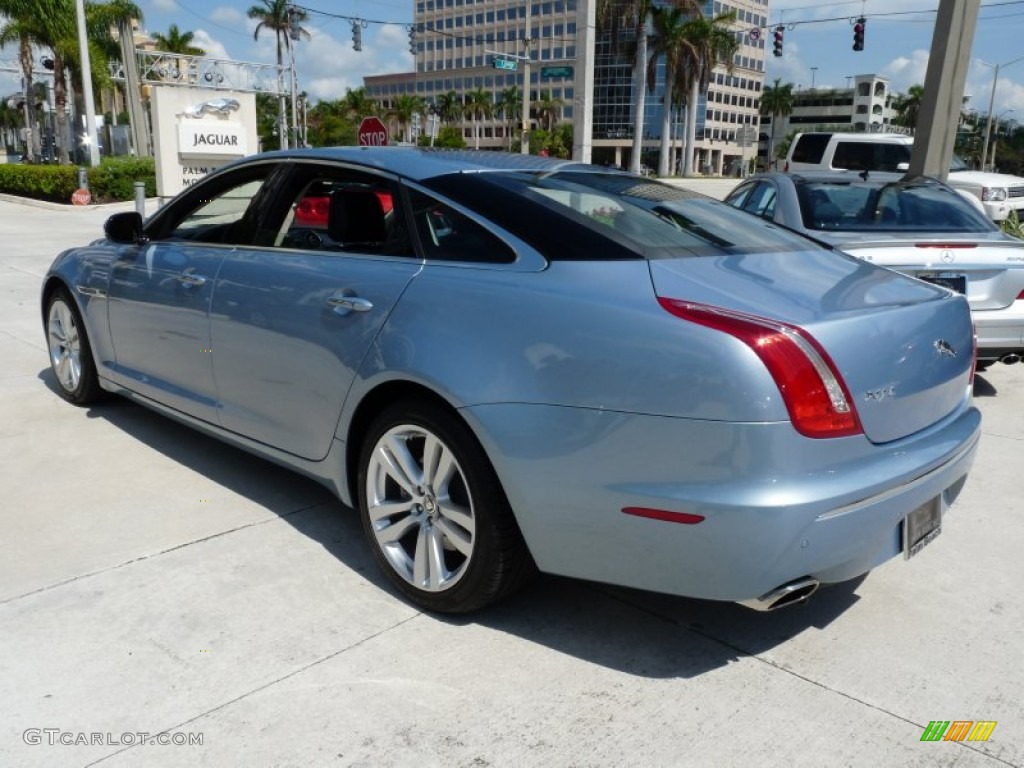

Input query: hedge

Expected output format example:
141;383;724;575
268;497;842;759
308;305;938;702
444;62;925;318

0;157;156;204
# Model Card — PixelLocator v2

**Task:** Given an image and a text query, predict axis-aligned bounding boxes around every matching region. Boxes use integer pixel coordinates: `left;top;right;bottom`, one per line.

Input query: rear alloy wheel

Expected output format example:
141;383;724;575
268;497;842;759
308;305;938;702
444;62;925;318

46;290;102;405
358;401;532;613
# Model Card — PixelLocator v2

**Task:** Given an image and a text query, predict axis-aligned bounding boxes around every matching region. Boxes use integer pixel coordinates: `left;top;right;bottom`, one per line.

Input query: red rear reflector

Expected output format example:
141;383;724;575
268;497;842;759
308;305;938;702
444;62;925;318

623;507;705;525
658;298;863;439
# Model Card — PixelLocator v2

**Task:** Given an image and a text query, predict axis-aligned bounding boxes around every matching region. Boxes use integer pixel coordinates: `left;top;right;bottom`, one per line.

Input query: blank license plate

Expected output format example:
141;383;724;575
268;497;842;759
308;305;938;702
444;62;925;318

920;274;966;294
903;497;942;559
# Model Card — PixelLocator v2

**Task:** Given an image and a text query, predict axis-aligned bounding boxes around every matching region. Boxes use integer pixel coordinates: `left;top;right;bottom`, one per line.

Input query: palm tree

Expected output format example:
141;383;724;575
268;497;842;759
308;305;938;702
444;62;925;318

892;84;924;132
647;5;696;176
597;0;698;175
534;90;563;133
0;0;39;159
760;78;794;170
678;9;738;176
343;87;378;121
497;85;521;151
436;90;463;124
387;93;425;143
463;87;492;149
151;23;202;55
248;0;310;150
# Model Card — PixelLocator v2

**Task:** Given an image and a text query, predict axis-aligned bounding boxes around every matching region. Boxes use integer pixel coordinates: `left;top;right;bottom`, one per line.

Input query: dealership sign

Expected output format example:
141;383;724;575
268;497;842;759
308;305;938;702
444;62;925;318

177;121;247;157
151;88;258;198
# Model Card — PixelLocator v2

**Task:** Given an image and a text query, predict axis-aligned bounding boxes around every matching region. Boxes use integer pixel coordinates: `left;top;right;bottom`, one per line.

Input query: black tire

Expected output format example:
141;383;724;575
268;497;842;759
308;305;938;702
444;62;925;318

357;400;534;613
45;289;103;405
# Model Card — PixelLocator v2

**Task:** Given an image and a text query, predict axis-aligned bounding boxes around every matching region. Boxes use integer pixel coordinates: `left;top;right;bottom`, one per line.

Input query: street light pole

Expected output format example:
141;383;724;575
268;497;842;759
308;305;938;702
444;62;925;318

980;55;1024;171
75;0;100;166
520;3;532;155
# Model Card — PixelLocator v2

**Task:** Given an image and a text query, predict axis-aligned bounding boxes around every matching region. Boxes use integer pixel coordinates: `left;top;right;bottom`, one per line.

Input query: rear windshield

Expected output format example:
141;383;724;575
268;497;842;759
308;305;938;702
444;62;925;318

797;179;996;232
426;170;820;259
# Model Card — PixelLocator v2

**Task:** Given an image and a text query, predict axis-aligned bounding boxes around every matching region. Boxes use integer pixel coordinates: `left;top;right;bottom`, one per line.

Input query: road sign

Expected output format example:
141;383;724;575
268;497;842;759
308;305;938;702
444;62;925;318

71;188;91;206
736;125;757;147
493;57;518;71
358;116;388;147
541;65;573;78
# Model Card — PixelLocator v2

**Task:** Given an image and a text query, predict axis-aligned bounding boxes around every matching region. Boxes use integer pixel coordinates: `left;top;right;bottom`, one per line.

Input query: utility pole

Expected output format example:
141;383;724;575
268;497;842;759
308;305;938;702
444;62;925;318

75;0;100;166
907;0;980;181
572;0;596;162
119;19;150;157
520;3;532;155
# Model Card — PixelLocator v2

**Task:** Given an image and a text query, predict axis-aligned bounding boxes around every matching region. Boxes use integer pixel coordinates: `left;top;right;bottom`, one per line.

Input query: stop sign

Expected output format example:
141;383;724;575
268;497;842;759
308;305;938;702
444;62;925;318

358;116;388;147
71;188;91;206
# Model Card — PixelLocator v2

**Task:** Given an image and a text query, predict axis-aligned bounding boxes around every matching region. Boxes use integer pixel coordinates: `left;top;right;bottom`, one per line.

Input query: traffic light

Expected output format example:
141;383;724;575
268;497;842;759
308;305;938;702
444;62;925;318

773;26;784;58
351;20;362;52
409;25;417;56
853;18;865;51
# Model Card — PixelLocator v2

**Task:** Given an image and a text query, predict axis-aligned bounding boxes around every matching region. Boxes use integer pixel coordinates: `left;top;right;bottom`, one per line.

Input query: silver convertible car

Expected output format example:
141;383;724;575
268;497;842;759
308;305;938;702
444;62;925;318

724;171;1024;369
42;149;980;613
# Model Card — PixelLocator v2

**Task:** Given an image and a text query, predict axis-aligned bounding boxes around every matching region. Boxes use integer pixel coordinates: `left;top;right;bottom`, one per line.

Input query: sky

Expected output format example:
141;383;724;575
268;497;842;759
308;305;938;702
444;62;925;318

2;0;1023;123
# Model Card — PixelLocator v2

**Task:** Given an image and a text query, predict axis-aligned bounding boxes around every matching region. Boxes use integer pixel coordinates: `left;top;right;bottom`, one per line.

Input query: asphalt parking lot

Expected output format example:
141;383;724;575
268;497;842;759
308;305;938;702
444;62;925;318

1;188;1022;768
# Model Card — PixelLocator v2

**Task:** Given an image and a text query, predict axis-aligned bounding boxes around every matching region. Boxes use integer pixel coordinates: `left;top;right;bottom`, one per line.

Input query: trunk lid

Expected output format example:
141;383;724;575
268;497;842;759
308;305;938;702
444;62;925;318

822;234;1024;311
649;248;974;444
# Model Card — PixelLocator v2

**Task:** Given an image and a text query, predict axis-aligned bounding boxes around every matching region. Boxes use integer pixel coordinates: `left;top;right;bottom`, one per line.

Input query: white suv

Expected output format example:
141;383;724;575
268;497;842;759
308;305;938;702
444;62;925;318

785;132;1024;221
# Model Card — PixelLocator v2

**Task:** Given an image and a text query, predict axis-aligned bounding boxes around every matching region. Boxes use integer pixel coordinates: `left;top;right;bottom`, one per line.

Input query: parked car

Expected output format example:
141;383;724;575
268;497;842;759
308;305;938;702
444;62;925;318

784;132;1024;221
724;170;1024;368
42;148;980;613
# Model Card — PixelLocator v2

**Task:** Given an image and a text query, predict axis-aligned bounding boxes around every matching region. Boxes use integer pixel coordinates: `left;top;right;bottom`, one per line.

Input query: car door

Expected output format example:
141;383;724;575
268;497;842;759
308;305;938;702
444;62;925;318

106;162;280;422
209;163;421;461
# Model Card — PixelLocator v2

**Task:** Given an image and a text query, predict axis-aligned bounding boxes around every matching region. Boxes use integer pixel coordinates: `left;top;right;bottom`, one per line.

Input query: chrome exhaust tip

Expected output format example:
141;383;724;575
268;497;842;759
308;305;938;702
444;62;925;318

1000;353;1021;365
737;577;820;612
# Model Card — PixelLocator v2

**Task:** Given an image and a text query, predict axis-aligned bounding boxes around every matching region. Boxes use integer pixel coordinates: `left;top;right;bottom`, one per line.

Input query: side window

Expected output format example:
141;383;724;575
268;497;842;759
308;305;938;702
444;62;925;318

877;144;912;172
166;171;271;244
743;183;777;219
724;182;754;209
406;187;516;263
832;141;874;171
791;134;830;164
275;168;413;256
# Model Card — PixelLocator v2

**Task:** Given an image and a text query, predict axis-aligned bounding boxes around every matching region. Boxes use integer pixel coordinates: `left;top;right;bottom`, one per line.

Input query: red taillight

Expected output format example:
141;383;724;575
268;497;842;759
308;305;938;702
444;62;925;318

1017;290;1024;301
658;298;863;439
623;507;705;525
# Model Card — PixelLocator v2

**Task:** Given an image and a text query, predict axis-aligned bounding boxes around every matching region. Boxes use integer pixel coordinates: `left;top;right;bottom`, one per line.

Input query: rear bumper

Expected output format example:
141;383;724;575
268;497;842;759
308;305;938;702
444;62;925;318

466;401;981;603
974;302;1024;359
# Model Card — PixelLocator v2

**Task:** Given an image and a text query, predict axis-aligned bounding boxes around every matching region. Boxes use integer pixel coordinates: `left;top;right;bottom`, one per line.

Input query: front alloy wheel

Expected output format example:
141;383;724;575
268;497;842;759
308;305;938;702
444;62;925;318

45;291;102;405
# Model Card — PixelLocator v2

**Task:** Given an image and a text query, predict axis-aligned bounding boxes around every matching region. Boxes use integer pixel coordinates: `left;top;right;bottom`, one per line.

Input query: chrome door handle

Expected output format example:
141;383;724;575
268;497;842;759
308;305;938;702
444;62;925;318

177;273;207;287
326;295;373;313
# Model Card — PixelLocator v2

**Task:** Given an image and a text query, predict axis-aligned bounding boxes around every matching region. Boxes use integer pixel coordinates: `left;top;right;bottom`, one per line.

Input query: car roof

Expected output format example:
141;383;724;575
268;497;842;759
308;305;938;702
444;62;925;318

249;147;603;182
795;132;914;143
752;170;917;185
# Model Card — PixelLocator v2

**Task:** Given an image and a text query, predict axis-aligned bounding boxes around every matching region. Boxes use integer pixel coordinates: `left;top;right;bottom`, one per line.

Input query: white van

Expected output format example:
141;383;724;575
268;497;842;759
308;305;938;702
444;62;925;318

785;132;1024;221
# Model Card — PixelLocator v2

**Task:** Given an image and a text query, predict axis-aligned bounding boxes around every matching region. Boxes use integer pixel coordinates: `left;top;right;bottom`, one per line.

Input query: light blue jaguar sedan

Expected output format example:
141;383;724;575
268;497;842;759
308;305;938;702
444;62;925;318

42;149;980;613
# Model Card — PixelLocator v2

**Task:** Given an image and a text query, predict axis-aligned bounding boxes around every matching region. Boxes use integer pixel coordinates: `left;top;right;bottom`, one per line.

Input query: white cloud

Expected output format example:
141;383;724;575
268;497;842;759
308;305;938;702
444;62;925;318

294;23;412;102
882;50;930;93
191;30;231;62
210;7;245;27
150;0;176;11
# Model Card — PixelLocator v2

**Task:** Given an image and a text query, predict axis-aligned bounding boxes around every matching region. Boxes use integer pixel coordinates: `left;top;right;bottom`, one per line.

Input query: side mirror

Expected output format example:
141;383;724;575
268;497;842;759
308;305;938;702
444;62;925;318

896;162;910;172
104;212;147;244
